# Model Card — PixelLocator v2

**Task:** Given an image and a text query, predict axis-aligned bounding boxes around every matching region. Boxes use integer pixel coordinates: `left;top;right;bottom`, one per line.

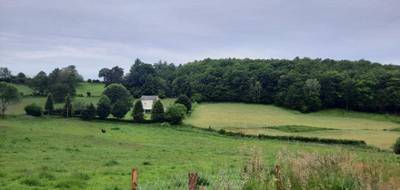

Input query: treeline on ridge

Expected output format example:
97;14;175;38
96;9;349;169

100;58;400;114
2;57;400;114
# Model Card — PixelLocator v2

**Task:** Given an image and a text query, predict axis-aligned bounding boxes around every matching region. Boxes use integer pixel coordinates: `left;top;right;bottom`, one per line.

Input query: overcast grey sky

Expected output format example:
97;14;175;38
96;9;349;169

1;0;399;79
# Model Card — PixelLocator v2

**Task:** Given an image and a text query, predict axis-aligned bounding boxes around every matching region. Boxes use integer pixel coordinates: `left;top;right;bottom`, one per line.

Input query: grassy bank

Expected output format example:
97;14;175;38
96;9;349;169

1;116;399;189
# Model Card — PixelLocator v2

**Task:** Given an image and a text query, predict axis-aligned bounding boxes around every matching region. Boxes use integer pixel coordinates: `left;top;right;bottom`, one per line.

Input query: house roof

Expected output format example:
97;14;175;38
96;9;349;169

140;95;159;101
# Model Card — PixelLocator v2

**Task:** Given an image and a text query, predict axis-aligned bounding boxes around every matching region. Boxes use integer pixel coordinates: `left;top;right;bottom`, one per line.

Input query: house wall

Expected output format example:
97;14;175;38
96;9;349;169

142;100;154;110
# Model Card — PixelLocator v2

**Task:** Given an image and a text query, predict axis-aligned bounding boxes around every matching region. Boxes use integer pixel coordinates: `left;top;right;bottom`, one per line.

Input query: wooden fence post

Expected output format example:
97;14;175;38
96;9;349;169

274;165;284;190
131;168;138;190
188;172;198;190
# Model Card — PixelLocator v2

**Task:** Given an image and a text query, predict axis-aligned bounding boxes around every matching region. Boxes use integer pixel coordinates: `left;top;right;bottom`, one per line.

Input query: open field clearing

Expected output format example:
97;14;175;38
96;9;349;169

185;103;400;149
10;84;34;96
76;82;106;97
1;116;399;189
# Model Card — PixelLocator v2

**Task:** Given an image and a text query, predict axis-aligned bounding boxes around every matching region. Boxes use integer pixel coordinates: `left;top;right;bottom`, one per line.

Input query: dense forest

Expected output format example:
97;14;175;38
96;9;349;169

2;57;400;114
101;58;400;114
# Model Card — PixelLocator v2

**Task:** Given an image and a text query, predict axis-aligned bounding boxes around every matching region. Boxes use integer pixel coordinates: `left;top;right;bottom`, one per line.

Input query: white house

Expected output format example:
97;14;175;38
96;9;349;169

140;95;159;112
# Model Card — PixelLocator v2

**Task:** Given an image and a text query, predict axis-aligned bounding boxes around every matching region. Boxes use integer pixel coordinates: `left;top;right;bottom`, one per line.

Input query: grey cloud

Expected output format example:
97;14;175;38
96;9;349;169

0;0;399;78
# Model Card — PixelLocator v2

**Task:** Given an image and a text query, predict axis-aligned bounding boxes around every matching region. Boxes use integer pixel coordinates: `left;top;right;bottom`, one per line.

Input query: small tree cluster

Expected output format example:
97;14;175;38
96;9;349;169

103;83;132;119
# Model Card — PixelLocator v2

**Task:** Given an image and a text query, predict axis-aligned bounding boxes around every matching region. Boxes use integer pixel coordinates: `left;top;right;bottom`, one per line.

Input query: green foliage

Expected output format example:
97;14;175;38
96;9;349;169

24;103;43;117
30;66;82;101
44;93;54;114
63;95;73;117
191;93;203;103
303;78;322;112
132;100;144;123
103;83;131;105
151;100;164;122
111;100;130;119
0;82;21;116
31;71;48;96
175;95;192;112
97;95;111;119
98;66;124;86
81;103;96;120
394;138;400;154
165;104;186;124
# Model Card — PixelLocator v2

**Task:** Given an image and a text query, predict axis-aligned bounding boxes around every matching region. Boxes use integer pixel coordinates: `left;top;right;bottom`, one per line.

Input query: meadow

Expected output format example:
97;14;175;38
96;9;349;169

1;116;399;189
185;103;400;149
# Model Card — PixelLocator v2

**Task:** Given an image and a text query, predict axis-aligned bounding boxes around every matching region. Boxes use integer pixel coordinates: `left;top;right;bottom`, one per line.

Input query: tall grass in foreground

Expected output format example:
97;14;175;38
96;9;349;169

241;149;400;190
139;149;400;190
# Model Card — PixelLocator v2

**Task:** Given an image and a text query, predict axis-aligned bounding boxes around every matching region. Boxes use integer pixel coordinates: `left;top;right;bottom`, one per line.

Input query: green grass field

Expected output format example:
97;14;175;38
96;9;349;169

1;116;399;189
185;103;400;149
11;84;34;96
76;82;106;97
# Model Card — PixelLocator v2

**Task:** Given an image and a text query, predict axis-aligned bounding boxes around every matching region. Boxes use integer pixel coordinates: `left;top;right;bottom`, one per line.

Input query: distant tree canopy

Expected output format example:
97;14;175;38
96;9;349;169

98;66;124;86
118;58;400;114
30;65;83;102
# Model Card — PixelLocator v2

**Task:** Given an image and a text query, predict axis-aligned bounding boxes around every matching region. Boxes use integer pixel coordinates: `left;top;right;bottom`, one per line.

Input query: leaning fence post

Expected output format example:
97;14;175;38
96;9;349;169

131;168;138;190
188;172;198;190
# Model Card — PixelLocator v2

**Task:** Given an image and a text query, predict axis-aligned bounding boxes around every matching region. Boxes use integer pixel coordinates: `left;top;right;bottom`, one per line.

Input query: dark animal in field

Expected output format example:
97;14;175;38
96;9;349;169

101;129;106;133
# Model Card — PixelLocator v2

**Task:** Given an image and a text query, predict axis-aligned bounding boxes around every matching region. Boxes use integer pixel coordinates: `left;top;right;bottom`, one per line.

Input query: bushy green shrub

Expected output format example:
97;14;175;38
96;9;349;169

81;103;96;120
394;137;400;154
25;103;42;117
132;100;144;123
97;95;111;119
165;103;186;124
175;95;192;112
111;100;130;119
151;100;164;122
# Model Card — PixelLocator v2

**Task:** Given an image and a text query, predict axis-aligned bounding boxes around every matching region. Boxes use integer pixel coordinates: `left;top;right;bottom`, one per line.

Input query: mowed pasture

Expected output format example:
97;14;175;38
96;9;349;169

185;103;400;149
1;116;399;189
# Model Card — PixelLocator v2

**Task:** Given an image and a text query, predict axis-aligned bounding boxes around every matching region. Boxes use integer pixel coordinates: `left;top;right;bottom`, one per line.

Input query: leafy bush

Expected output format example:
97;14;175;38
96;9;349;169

394;137;400;154
81;103;96;120
165;104;186;124
151;100;164;122
97;95;111;119
132;100;144;123
24;103;43;117
111;100;130;119
175;95;192;112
